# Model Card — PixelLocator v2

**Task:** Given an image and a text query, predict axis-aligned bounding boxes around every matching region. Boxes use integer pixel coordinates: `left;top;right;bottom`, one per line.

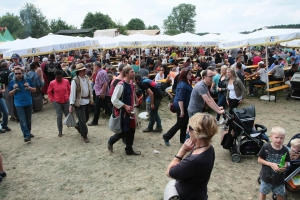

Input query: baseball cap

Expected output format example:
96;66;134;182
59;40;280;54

11;54;20;59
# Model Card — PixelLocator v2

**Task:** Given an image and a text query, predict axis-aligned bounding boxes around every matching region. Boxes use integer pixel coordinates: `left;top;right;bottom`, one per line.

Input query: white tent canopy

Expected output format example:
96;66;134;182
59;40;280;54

280;39;300;47
171;32;219;47
0;37;37;54
219;29;300;49
3;33;99;58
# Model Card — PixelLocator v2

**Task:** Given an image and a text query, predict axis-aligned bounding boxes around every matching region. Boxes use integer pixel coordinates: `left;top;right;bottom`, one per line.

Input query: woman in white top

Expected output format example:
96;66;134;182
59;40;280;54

224;67;246;130
155;68;165;82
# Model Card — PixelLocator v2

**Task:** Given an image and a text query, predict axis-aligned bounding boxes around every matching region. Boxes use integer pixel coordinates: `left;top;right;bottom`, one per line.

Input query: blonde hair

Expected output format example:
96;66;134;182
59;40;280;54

270;126;286;136
221;65;228;71
227;66;238;78
189;113;218;144
290;138;300;148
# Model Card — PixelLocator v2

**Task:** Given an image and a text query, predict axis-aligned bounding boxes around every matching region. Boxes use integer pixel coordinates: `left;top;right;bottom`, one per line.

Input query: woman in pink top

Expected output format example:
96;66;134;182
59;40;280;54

252;52;262;65
47;70;70;137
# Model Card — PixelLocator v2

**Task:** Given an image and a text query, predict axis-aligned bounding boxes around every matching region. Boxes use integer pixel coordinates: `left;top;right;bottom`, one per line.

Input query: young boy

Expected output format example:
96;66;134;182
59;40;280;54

258;126;291;200
289;138;300;160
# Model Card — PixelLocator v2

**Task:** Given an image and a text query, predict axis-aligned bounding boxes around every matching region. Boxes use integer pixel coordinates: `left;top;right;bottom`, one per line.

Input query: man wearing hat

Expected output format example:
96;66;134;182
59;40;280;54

69;63;93;143
44;54;62;86
9;54;24;71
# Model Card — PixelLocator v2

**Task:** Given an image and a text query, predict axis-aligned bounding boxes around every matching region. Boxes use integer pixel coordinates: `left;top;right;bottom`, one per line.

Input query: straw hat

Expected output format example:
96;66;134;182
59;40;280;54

76;63;86;71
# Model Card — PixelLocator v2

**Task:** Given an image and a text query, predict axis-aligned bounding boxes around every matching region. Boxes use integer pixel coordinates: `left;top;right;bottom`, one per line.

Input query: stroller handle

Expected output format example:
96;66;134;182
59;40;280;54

252;124;267;134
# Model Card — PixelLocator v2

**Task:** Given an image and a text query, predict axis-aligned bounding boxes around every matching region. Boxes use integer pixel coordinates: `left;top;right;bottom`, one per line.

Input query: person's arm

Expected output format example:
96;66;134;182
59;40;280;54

25;79;36;93
202;94;223;114
147;88;155;109
166;139;194;178
0;84;5;93
237;79;247;101
178;101;184;117
258;157;284;172
47;82;54;102
111;84;125;109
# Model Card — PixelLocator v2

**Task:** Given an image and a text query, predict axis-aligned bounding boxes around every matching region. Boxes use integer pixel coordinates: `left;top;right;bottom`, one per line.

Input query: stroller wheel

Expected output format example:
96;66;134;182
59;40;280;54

286;93;291;100
231;153;241;163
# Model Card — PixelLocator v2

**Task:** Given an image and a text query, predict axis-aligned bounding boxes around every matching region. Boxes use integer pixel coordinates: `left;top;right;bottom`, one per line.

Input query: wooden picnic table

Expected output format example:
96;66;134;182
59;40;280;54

246;65;258;69
168;65;174;68
156;79;168;83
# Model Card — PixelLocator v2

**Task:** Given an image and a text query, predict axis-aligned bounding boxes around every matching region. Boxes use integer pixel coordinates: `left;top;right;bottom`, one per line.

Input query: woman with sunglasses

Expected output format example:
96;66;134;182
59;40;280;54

165;113;218;200
163;69;193;145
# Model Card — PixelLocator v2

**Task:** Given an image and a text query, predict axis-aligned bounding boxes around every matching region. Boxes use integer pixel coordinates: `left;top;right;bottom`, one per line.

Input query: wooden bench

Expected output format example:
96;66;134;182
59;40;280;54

265;84;290;102
254;81;284;95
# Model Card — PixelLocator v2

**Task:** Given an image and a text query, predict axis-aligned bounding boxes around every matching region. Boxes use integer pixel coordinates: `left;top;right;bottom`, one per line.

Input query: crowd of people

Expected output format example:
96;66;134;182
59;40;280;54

0;45;300;198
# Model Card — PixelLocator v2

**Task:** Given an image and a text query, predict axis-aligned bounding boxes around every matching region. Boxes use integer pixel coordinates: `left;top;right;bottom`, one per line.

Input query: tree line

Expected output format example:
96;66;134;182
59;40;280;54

0;2;297;40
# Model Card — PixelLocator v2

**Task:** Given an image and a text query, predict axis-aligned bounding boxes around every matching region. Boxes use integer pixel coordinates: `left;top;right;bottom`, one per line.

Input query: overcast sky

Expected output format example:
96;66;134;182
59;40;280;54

1;0;300;34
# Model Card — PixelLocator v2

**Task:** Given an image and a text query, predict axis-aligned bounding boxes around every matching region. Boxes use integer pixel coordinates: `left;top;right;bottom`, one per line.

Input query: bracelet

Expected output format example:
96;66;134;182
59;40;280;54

175;155;182;161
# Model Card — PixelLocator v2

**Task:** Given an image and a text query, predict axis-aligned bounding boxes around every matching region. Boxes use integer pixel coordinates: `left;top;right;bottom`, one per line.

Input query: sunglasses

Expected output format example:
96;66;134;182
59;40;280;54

15;73;22;75
207;75;214;78
188;125;194;131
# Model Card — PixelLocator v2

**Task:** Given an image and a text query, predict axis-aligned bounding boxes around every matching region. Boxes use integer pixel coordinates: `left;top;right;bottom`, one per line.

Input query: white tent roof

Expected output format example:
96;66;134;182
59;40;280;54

219;29;300;49
280;39;300;47
3;33;99;58
0;37;37;54
171;32;218;47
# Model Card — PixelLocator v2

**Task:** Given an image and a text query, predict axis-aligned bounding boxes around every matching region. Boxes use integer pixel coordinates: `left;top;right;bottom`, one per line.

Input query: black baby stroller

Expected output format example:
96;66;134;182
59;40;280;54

286;72;300;100
221;105;268;163
257;133;300;200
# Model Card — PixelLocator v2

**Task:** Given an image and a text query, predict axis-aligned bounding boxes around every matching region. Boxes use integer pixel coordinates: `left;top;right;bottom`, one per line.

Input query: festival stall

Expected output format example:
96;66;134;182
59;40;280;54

0;37;37;54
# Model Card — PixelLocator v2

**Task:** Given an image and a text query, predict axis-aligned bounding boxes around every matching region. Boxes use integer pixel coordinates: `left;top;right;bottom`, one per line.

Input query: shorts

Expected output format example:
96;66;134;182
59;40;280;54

260;180;285;196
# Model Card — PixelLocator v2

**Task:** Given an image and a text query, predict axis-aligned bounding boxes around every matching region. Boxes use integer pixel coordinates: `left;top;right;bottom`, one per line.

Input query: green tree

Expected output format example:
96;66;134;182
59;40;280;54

113;20;128;35
19;2;50;38
49;18;76;34
126;18;146;30
147;25;160;30
163;3;196;35
0;13;25;39
81;12;115;36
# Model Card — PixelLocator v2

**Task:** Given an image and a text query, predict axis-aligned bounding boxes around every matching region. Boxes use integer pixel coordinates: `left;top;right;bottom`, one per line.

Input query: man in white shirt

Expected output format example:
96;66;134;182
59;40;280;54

69;63;94;143
246;62;268;97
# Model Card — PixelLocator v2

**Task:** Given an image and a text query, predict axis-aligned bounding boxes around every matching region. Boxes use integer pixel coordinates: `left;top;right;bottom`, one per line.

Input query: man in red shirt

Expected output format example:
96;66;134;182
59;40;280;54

47;70;71;137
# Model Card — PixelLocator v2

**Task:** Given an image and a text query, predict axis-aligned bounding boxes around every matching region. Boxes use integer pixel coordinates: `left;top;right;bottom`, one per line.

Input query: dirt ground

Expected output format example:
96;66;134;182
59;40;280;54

0;92;299;200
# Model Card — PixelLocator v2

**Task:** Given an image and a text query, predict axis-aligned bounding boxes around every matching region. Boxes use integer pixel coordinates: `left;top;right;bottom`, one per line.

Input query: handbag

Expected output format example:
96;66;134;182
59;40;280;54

63;112;77;127
169;101;176;113
164;180;180;200
108;85;124;133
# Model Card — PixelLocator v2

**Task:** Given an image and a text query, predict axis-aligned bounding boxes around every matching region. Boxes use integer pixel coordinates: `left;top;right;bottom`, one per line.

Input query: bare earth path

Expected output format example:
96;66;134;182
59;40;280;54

0;94;299;200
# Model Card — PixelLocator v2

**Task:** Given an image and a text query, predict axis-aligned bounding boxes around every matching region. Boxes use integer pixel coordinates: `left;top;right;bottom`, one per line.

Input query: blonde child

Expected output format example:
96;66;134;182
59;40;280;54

289;138;300;160
257;126;291;200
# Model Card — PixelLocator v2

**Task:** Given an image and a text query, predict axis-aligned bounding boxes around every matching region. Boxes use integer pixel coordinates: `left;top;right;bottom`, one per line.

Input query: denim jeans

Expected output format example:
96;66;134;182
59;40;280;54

148;98;162;129
249;79;265;94
0;98;9;128
53;101;69;133
216;92;226;121
15;105;32;138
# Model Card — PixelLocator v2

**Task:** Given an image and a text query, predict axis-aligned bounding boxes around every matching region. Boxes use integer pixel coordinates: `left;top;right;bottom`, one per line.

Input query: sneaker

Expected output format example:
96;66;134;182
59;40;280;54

248;94;254;97
153;127;163;133
2;127;11;131
143;127;153;132
83;137;90;143
0;129;5;134
222;126;228;130
24;137;31;142
126;150;141;156
164;139;170;146
0;171;7;178
30;134;34;138
108;143;113;153
220;119;227;125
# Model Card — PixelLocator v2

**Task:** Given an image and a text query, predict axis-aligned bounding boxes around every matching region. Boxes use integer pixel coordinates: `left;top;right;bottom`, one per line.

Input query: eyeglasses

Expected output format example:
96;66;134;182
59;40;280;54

188;125;194;131
15;73;22;75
